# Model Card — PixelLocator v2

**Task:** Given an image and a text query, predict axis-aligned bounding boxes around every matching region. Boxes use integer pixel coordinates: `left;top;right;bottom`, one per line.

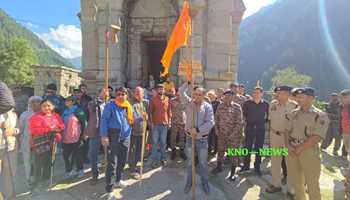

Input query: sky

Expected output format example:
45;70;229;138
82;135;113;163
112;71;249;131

0;0;276;59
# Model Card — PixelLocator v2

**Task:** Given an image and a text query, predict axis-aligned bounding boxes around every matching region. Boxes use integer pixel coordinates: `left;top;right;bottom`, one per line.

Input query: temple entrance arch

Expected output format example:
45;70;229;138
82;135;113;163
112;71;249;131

124;0;179;88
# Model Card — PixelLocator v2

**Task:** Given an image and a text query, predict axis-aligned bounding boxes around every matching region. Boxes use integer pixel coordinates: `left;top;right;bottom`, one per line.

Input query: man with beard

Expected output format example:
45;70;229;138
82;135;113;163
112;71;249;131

149;84;171;168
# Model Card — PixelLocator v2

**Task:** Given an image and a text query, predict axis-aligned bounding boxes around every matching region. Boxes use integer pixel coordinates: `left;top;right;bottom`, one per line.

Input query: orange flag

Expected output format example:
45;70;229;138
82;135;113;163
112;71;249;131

160;1;192;77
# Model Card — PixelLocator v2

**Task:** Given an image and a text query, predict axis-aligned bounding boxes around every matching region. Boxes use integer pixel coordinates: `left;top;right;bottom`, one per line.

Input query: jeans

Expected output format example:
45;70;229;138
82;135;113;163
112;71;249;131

105;132;130;192
62;142;83;172
185;137;209;186
88;136;100;178
128;135;142;172
151;124;168;162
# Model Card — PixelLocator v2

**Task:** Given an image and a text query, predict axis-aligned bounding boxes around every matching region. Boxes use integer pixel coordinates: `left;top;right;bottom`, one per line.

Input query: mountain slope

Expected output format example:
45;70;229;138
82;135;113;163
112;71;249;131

239;0;350;98
0;9;74;67
68;57;82;70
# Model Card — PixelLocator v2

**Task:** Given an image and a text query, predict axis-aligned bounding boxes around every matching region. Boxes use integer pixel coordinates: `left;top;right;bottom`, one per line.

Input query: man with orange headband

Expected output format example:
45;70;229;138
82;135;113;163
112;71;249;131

100;87;141;199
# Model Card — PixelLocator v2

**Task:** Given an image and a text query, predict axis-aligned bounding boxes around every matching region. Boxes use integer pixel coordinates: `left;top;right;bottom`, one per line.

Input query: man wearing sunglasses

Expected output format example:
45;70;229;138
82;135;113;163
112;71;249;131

100;87;141;199
43;83;65;114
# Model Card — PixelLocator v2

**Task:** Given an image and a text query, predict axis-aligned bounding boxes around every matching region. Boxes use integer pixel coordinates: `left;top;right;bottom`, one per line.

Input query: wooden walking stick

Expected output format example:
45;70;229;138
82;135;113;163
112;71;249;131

140;107;146;183
50;139;58;186
102;1;121;173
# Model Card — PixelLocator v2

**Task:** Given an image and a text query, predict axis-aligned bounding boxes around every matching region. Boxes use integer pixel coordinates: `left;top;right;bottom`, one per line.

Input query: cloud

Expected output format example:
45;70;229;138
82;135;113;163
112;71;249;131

25;22;39;29
243;0;276;18
37;24;82;59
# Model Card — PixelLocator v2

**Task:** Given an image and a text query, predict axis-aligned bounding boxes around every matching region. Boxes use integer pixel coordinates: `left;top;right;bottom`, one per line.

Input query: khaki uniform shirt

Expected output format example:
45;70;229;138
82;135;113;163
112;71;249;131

269;99;298;132
286;105;329;146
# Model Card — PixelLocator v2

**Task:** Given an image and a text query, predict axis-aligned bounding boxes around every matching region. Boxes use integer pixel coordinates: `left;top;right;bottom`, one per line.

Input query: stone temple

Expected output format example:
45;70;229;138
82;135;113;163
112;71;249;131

80;0;245;92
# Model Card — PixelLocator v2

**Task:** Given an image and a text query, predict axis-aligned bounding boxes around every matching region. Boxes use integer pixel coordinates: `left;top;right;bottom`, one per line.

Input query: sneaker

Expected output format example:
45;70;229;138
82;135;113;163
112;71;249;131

265;185;282;193
161;160;168;167
77;170;84;179
202;183;210;195
114;180;127;189
150;162;158;169
130;172;141;180
184;184;192;194
227;174;237;182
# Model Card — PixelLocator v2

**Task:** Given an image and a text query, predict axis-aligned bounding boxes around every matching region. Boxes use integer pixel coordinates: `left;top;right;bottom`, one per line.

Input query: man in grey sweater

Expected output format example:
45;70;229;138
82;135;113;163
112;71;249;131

179;82;215;195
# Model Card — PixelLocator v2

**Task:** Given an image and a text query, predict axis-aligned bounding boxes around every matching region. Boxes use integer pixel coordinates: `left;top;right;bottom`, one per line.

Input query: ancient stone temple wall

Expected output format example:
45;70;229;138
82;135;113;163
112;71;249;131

80;0;245;92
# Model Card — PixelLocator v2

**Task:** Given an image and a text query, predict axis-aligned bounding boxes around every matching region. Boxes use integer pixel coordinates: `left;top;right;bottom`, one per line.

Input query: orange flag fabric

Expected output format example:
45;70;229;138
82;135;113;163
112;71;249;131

160;1;192;77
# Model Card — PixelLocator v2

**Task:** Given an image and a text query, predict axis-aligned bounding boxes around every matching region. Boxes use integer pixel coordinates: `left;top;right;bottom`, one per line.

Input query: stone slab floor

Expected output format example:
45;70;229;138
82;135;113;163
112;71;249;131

13;142;347;200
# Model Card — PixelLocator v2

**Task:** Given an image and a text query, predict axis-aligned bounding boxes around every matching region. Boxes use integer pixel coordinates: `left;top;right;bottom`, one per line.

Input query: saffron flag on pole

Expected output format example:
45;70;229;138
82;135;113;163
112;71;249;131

160;0;192;77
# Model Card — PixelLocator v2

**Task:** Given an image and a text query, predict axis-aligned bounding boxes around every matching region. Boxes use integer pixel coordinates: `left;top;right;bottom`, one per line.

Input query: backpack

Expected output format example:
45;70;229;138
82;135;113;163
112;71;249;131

0;82;15;115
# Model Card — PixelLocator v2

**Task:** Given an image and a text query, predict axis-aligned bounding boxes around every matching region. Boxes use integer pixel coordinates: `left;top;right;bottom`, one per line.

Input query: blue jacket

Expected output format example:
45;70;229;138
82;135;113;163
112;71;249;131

100;101;141;140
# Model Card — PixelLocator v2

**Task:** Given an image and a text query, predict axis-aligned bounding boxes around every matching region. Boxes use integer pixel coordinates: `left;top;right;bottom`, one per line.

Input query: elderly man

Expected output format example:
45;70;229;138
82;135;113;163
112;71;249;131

179;82;215;195
129;87;149;179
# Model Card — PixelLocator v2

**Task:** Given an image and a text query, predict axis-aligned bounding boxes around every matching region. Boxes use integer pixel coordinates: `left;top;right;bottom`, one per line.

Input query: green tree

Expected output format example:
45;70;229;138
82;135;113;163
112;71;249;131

271;67;312;90
0;37;37;87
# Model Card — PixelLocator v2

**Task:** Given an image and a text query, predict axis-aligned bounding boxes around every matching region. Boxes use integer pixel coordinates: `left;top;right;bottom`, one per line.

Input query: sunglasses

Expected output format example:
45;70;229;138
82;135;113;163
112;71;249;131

116;93;126;96
46;90;55;94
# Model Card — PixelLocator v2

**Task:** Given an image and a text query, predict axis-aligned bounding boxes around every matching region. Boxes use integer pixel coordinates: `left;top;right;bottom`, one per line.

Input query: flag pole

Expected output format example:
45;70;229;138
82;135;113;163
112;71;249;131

103;0;111;175
188;0;196;199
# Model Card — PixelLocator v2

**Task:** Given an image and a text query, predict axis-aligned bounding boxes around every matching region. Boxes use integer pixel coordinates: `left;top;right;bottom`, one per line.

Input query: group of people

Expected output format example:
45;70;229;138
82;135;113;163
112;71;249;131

1;78;350;200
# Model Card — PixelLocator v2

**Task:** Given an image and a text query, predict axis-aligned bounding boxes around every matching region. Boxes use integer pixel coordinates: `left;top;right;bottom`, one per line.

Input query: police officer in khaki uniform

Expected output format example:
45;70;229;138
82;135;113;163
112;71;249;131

266;86;297;195
211;90;243;181
286;88;329;200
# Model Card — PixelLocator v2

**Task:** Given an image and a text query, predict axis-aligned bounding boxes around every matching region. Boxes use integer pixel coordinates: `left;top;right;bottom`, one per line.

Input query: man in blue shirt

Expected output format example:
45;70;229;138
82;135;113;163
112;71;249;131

100;87;141;198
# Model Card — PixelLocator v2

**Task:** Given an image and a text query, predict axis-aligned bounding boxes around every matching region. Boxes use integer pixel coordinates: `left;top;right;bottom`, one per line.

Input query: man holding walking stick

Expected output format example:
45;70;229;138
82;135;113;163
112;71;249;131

179;82;214;195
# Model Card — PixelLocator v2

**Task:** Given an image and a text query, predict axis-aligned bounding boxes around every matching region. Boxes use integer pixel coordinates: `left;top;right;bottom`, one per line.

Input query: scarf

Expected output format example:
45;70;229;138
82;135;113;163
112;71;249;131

115;99;134;124
62;105;78;125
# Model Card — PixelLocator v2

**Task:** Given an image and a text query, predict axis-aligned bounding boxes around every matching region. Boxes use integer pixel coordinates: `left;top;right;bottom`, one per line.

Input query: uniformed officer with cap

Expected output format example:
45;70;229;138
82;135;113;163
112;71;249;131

286;87;329;200
266;86;298;196
212;90;243;181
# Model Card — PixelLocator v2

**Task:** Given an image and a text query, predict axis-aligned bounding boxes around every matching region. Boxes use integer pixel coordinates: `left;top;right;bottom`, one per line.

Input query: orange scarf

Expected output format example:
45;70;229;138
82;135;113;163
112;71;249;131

115;99;134;124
